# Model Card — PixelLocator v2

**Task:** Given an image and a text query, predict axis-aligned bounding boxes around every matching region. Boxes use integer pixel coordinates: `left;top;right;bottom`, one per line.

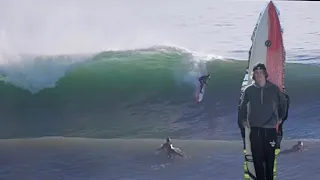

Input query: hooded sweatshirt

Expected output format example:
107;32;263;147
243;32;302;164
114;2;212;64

238;80;287;129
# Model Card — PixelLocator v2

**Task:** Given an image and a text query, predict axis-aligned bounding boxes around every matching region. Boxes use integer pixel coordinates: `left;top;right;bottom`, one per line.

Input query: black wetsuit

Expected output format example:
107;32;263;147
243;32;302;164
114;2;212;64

198;75;209;93
159;142;183;158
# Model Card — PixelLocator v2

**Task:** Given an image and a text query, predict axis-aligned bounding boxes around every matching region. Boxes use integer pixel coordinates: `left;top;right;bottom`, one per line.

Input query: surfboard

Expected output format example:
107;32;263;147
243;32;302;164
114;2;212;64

240;1;285;180
195;82;205;103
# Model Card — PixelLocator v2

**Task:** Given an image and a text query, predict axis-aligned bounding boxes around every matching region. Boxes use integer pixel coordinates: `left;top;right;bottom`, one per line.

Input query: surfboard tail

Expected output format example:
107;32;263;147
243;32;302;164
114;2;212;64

195;82;205;103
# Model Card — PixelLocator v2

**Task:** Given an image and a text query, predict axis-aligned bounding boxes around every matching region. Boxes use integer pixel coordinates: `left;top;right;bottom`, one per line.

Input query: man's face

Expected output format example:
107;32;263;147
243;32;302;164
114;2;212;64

253;69;266;82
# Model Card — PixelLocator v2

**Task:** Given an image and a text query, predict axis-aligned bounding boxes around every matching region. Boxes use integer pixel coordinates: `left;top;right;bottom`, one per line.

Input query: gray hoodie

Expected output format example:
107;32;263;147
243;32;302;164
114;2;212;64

238;80;287;128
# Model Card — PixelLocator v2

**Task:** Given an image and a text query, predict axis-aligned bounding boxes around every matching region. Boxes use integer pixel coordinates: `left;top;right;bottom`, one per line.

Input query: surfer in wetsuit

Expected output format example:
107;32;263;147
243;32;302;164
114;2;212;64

156;137;184;159
198;74;210;93
279;141;305;155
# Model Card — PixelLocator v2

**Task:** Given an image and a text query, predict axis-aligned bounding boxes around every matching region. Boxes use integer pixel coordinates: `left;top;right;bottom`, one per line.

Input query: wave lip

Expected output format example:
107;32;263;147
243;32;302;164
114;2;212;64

0;45;221;93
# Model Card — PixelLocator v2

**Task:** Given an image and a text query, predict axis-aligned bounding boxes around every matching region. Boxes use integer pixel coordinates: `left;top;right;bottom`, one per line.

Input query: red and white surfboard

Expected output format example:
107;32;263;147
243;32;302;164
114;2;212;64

241;1;285;179
247;1;285;89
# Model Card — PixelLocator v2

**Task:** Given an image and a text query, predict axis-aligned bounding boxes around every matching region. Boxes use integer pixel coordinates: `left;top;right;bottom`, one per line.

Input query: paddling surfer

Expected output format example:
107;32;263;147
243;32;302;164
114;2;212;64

279;141;305;155
156;137;184;159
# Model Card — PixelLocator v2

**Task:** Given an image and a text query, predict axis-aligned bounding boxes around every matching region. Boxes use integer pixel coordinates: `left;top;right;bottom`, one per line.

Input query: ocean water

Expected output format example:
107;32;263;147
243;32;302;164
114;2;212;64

0;0;320;180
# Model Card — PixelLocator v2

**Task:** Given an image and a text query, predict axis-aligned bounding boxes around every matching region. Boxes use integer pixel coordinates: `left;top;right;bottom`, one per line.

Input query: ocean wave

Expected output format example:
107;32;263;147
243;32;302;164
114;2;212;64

0;45;320;139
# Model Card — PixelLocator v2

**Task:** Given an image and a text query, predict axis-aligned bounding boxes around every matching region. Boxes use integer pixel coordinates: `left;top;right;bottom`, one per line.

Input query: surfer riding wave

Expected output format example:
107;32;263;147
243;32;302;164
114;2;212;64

156;138;184;159
198;74;210;93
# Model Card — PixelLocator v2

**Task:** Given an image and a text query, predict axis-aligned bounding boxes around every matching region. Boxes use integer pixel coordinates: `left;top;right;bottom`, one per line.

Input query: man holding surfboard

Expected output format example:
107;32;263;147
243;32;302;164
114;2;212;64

238;63;287;180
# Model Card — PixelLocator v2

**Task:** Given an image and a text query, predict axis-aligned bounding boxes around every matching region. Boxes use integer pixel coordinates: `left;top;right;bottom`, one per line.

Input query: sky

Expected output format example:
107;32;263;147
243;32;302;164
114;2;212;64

0;0;147;54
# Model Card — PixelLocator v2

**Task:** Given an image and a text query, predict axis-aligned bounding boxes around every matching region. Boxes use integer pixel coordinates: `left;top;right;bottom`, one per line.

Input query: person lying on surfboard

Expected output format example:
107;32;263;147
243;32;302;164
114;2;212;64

198;74;210;93
156;137;184;159
279;141;305;155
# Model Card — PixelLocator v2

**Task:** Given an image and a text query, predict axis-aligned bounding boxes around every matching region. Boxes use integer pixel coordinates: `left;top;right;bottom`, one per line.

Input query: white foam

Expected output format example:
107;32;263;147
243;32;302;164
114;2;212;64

0;54;90;93
180;54;211;88
0;31;91;93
